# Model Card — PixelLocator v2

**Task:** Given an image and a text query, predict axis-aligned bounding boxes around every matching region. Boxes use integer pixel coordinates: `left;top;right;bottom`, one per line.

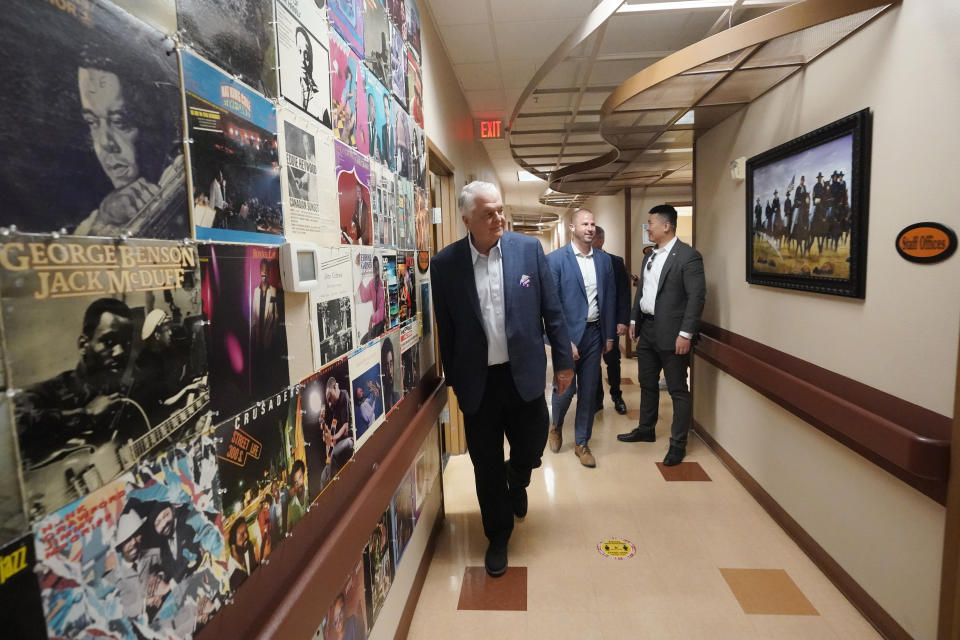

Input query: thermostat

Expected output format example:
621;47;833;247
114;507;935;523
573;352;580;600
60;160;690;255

279;241;322;292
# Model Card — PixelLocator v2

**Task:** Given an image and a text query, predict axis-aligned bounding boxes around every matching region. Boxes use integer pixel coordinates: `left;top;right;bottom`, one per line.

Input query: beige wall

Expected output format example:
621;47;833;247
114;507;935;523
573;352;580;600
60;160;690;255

694;3;959;638
585;186;693;274
420;0;499;239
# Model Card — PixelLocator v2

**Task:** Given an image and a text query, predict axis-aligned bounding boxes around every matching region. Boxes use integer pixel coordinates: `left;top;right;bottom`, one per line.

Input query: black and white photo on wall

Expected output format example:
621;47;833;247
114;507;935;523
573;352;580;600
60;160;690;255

746;108;871;298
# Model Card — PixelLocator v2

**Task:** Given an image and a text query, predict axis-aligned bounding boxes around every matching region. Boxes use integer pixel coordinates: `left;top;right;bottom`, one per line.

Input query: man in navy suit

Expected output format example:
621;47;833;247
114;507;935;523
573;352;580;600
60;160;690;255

546;209;616;468
431;182;573;577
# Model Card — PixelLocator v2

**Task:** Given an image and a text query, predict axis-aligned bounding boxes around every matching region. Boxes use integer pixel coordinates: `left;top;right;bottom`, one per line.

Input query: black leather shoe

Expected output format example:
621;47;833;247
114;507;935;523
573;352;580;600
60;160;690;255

617;427;655;442
663;444;686;466
510;487;528;519
613;398;627;414
485;542;508;577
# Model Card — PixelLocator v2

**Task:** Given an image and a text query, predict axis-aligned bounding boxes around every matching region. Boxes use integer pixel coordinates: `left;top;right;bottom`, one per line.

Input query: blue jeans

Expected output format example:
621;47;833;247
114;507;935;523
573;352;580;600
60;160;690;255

551;322;602;446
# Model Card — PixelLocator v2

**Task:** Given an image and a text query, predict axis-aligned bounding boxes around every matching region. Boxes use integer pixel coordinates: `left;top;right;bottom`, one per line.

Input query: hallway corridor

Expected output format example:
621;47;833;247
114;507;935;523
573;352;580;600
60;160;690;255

407;369;882;639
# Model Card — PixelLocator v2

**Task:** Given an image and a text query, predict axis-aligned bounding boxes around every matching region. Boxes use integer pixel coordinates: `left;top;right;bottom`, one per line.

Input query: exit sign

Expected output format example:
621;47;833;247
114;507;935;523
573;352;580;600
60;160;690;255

475;119;504;140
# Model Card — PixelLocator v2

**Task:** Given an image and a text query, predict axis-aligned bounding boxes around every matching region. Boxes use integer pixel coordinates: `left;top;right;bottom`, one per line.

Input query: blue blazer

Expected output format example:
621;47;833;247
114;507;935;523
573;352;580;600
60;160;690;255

546;244;617;347
430;231;573;415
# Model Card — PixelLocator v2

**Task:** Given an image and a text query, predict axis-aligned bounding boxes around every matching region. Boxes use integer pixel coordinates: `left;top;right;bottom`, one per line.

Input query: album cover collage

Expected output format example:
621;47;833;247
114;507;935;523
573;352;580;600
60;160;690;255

0;1;436;638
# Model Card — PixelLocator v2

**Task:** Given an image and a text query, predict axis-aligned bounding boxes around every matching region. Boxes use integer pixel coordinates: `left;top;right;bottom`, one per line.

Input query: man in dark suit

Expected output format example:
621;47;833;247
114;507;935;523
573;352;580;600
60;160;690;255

431;182;573;577
619;204;706;466
591;225;629;415
546;209;616;468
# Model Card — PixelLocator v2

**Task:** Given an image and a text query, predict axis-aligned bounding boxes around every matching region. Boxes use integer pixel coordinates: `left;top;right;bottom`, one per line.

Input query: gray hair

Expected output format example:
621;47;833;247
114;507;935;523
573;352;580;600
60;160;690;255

457;181;500;217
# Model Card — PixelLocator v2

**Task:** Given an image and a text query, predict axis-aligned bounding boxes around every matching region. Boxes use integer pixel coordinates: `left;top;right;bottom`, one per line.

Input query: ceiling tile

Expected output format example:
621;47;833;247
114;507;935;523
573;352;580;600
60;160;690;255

489;0;591;24
601;12;719;54
441;24;496;64
465;89;508;112
455;62;503;91
424;0;489;26
500;61;540;90
494;19;581;61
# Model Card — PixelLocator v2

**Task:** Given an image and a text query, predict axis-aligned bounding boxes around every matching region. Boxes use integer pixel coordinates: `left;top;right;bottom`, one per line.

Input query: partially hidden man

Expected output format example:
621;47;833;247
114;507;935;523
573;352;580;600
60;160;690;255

620;205;706;466
431;182;573;577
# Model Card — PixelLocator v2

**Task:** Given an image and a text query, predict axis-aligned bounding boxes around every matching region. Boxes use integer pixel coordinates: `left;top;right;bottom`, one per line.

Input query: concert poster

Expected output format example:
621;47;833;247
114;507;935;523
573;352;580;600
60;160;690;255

349;340;385;447
389;24;407;109
405;0;421;61
397;251;416;325
183;52;283;245
329;0;365;58
418;280;436;375
381;249;400;329
300;357;354;502
388;0;405;34
362;507;394;631
396;176;415;250
310;247;356;369
316;557;368;640
413;123;427;190
406;50;424;129
369;80;395;175
415;187;430;250
364;0;390;88
379;327;403;416
279;107;341;246
0;396;28;546
112;0;177;34
0;534;48;639
330;30;369;152
371;160;398;247
0;235;210;520
413;449;426;519
199;244;291;421
0;0;189;239
215;385;307;590
277;1;333;128
176;0;277;98
390;469;415;564
352;246;387;348
32;436;229;639
400;322;420;395
393;105;412;185
336;140;373;246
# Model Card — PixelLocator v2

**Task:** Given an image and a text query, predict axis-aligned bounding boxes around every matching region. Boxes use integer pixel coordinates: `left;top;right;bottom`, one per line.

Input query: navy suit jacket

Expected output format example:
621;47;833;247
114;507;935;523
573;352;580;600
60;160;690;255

608;252;630;326
430;231;573;415
546;244;617;347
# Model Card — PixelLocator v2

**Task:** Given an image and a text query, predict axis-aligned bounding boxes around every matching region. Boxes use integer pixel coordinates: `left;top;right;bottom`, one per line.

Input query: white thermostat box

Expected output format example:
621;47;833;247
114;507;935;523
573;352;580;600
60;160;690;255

279;241;322;293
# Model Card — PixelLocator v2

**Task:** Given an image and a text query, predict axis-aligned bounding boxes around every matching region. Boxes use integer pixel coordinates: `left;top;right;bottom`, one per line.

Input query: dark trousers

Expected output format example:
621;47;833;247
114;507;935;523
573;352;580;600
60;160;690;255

594;340;622;407
635;318;691;447
462;363;549;545
551;322;602;446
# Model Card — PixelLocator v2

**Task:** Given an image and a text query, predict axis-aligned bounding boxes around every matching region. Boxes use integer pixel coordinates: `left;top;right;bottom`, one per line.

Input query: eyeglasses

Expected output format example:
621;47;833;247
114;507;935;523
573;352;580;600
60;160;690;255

646;252;657;271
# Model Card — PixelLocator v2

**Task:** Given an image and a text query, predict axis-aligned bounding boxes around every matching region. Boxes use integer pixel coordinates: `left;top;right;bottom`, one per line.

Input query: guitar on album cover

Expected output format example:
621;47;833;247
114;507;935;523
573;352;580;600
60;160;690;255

20;377;211;520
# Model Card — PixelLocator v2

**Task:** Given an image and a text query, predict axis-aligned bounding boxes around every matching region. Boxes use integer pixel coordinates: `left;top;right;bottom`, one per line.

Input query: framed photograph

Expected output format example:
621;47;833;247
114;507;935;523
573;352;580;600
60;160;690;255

746;108;871;298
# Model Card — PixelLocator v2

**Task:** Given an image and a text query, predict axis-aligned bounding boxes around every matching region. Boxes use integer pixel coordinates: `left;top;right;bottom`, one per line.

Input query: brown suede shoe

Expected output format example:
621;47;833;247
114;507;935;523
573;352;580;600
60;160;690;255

574;444;596;468
548;426;562;453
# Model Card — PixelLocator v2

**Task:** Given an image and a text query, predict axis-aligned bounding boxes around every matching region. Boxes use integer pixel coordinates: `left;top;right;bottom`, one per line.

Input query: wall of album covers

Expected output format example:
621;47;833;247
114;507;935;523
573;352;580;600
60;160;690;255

0;0;438;638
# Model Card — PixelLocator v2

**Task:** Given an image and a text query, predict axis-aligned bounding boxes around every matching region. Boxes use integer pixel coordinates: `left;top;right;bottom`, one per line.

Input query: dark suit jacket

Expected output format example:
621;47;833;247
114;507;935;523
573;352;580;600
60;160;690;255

631;239;706;351
431;231;573;415
545;244;616;346
608;252;630;326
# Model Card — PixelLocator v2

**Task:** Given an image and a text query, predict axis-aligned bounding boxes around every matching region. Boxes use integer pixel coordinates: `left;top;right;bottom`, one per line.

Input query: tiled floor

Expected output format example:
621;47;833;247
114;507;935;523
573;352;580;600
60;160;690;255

407;365;882;639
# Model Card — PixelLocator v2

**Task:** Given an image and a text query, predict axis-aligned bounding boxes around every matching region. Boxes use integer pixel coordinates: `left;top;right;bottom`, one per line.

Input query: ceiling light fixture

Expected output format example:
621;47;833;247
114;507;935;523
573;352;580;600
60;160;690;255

518;170;543;182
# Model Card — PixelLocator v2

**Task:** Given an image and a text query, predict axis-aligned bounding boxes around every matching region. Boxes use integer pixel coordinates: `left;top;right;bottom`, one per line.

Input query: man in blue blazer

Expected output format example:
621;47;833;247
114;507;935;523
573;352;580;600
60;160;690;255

431;182;573;577
546;209;617;468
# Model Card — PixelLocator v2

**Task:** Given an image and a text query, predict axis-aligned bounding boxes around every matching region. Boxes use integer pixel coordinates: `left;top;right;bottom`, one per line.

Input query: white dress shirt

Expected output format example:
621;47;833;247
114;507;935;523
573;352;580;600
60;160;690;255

573;245;599;322
469;234;509;365
636;236;691;339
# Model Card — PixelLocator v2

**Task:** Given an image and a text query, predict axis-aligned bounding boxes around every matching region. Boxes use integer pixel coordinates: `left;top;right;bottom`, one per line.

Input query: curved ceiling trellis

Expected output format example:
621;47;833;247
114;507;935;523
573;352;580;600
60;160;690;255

508;0;899;203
